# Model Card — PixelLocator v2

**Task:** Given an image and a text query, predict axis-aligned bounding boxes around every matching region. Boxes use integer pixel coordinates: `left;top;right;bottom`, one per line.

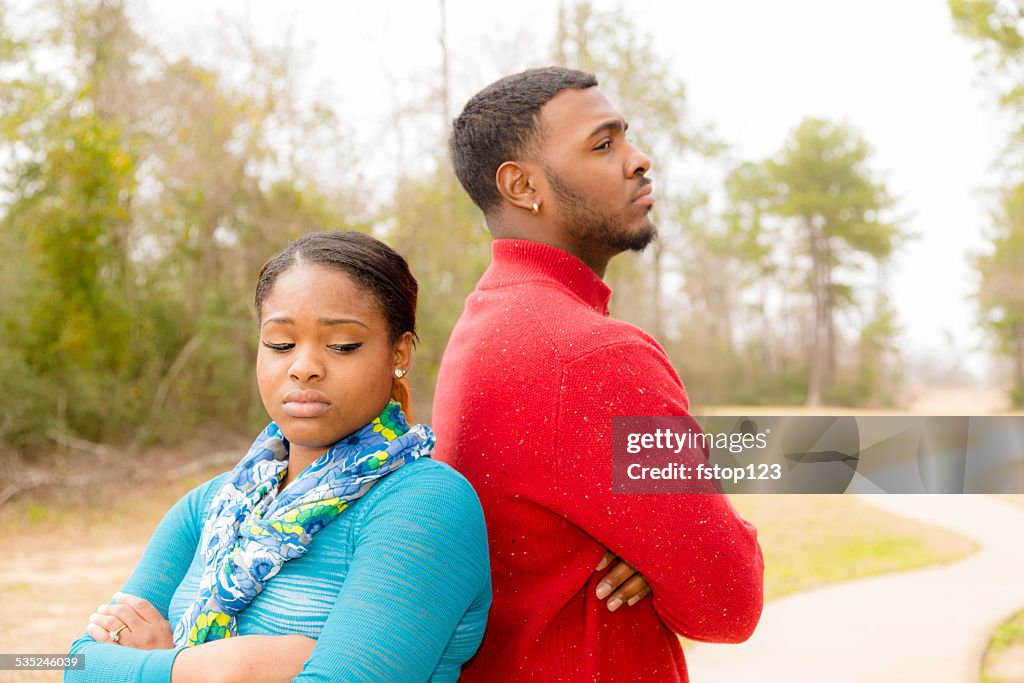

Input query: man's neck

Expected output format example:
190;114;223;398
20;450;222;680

489;220;610;279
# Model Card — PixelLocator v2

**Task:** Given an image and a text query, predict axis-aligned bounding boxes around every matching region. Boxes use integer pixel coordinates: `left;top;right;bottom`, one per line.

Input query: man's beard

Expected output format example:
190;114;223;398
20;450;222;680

544;166;656;253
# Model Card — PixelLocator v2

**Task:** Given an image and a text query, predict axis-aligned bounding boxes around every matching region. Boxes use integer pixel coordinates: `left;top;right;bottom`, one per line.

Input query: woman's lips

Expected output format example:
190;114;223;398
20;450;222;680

283;400;330;418
282;389;330;418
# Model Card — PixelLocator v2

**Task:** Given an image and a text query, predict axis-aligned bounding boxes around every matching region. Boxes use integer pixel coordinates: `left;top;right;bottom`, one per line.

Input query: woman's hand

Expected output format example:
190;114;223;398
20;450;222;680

595;551;653;612
86;592;175;650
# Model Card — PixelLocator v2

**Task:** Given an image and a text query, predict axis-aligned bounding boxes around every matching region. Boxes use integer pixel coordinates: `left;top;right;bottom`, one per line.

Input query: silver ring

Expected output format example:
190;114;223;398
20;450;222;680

109;624;128;644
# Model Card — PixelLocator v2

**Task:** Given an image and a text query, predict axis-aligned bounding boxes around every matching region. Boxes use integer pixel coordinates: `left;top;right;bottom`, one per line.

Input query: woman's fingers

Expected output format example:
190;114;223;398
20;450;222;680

87;611;130;642
99;601;145;632
103;593;176;649
113;592;163;623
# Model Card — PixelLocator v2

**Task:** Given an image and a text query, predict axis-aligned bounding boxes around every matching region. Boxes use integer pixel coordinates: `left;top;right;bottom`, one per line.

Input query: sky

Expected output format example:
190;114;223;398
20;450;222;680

143;0;1010;384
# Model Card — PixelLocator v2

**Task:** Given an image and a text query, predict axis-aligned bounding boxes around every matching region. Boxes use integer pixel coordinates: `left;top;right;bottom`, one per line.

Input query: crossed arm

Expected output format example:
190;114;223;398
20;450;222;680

82;592;312;683
66;476;314;683
70;466;496;683
547;341;765;642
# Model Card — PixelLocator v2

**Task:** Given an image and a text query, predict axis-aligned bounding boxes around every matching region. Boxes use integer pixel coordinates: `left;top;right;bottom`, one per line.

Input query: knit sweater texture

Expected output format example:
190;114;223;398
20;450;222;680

432;239;764;683
65;458;491;683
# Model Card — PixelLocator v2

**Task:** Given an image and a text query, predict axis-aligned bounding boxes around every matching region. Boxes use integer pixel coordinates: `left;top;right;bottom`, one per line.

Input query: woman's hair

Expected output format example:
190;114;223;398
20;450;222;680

255;230;418;415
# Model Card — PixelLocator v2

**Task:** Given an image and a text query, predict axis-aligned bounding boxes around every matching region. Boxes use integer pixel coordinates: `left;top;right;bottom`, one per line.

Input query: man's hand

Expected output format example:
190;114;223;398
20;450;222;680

86;592;175;650
595;551;653;612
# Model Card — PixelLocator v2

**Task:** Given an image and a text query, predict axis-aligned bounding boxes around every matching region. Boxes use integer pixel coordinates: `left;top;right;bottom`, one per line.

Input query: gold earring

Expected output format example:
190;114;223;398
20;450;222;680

531;202;540;215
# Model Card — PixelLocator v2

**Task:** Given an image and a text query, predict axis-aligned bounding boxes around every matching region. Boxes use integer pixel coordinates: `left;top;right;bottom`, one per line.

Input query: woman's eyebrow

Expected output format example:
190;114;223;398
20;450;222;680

261;316;368;329
319;317;368;329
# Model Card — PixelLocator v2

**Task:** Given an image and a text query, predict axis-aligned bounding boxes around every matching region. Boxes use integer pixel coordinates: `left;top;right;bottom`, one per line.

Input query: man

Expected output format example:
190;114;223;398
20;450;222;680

433;67;764;682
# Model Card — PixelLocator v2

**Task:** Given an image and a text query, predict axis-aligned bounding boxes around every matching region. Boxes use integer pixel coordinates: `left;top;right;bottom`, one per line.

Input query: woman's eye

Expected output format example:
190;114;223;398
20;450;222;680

262;341;294;352
329;343;362;354
595;139;612;151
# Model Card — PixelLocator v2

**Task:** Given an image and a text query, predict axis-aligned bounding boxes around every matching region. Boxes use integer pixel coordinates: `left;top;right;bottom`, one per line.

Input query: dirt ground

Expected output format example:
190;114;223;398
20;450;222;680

1;387;1018;682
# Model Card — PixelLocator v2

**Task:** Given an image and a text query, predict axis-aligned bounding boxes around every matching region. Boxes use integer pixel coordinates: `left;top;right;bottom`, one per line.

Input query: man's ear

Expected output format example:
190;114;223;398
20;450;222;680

495;160;538;212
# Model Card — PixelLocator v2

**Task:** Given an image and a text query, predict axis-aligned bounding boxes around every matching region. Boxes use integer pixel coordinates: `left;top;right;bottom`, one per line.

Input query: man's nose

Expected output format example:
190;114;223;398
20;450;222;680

626;142;652;178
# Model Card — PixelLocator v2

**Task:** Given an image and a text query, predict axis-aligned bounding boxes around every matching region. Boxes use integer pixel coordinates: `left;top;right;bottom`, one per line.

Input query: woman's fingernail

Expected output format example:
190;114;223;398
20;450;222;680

98;605;107;613
596;584;610;600
607;597;622;612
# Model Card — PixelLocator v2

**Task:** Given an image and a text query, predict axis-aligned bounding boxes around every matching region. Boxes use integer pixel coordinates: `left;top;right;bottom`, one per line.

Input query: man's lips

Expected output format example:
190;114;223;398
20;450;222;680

283;389;330;418
633;183;655;206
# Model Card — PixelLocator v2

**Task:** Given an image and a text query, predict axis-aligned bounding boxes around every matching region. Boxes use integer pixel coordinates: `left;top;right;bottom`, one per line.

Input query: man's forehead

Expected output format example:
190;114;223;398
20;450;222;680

539;87;624;137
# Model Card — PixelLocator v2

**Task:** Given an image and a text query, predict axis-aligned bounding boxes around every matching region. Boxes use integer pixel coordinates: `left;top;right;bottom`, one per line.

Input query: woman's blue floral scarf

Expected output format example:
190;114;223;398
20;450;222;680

172;401;433;646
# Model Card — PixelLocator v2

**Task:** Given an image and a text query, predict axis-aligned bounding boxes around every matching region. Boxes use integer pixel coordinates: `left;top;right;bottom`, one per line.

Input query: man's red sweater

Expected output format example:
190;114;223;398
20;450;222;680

433;240;764;682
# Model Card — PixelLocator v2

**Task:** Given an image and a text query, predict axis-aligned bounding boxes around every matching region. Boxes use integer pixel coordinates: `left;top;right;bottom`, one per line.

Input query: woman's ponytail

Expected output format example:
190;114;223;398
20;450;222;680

392;377;413;421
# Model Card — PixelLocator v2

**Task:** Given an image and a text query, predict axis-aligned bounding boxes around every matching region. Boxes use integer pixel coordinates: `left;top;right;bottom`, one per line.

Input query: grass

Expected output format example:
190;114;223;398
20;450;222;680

0;458;981;681
729;495;977;601
981;609;1024;683
674;493;976;653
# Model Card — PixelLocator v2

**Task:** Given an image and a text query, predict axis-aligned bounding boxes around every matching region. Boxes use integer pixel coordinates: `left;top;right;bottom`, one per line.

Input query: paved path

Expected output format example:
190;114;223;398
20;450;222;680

684;495;1024;682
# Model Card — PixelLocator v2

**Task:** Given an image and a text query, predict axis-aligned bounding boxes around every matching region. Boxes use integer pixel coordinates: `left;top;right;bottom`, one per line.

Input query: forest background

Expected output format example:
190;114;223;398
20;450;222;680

2;0;1024;485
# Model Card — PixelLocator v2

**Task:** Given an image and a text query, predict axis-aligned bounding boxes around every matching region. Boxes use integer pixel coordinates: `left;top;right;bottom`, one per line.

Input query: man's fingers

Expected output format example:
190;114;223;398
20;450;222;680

627;584;653;607
595;551;616;572
114;592;162;624
595;560;637;600
606;573;649;612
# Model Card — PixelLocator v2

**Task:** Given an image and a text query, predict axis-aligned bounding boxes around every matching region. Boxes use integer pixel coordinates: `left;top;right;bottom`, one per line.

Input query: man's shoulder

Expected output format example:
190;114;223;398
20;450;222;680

469;280;658;356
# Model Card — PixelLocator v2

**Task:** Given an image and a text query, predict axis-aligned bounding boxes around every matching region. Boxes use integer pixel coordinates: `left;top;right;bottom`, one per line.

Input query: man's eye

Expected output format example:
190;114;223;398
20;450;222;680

262;341;294;352
594;139;612;151
329;343;362;354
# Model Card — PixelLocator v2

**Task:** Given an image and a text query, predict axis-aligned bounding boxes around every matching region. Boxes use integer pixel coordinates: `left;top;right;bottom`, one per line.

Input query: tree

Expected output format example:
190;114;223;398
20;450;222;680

950;0;1024;117
976;182;1024;405
552;1;721;342
0;0;366;458
727;118;905;405
950;0;1024;405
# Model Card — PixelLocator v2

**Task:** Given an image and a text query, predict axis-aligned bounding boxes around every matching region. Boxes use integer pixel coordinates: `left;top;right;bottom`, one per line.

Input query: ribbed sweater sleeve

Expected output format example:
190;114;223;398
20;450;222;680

294;463;490;683
64;476;223;683
549;339;764;643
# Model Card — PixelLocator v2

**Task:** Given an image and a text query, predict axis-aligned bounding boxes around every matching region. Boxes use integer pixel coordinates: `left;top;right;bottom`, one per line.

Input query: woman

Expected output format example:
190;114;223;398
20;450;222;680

66;231;491;682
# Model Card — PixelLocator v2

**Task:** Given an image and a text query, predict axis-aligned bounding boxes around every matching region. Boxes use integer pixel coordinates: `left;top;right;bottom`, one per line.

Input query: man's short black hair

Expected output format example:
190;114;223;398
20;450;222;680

449;66;598;214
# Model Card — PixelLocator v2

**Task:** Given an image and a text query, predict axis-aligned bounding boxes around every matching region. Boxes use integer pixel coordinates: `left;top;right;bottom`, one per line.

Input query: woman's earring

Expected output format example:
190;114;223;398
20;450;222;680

394;368;406;379
531;202;540;216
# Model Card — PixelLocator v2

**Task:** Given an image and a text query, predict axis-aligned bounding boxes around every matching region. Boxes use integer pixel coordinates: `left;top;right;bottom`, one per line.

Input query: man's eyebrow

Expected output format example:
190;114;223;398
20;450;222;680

261;317;368;329
587;118;627;139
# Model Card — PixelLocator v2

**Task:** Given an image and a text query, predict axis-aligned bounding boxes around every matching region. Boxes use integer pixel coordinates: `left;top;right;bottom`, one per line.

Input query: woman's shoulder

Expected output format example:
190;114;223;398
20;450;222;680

353;457;489;582
171;471;231;521
357;457;484;524
369;457;477;498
